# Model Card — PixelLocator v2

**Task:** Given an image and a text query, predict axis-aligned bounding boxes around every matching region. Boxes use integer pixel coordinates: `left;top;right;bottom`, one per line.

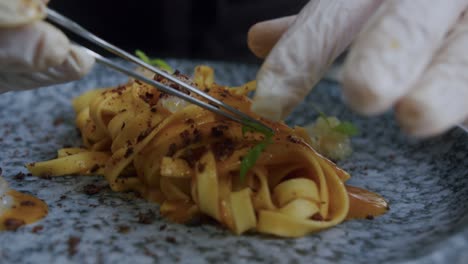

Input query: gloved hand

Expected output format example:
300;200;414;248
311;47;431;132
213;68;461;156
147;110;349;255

248;0;468;137
0;0;94;93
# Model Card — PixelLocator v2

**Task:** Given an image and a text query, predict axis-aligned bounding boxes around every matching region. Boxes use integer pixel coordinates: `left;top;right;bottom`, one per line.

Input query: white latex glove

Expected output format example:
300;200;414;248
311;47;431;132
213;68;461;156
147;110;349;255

0;0;94;93
249;0;468;137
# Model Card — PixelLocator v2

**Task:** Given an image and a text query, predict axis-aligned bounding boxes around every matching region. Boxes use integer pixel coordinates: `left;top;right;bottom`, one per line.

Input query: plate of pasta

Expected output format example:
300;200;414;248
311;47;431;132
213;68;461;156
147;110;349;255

0;60;467;264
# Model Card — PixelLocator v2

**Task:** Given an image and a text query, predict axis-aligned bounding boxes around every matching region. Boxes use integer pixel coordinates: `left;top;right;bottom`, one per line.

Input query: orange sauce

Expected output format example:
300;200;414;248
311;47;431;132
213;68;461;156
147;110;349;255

345;185;389;220
0;190;48;231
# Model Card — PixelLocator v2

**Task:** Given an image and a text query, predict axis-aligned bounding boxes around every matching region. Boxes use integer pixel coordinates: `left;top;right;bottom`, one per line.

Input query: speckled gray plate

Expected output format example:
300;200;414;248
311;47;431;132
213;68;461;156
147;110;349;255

0;60;467;264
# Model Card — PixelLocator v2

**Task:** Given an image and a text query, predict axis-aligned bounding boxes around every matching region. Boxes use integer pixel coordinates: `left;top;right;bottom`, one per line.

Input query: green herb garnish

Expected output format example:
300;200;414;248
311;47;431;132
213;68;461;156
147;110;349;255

311;104;359;136
239;137;272;181
135;49;174;73
135;49;151;63
310;104;331;126
239;121;274;181
332;121;359;136
241;120;274;137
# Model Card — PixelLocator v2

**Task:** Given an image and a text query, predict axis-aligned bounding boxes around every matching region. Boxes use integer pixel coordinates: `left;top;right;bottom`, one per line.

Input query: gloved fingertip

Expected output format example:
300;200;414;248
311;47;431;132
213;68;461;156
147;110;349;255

341;75;378;115
247;16;296;59
247;24;268;58
341;58;394;116
66;45;95;79
395;97;444;138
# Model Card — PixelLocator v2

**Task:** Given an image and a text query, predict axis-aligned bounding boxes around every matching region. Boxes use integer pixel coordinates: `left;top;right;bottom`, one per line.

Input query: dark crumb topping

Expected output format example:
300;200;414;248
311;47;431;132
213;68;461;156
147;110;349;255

110;85;126;95
180;147;207;168
89;164;100;173
165;236;177;244
192;129;202;143
137;127;153;143
139;92;156;106
153;71;192;95
4;218;25;231
212;139;235;161
20;200;35;207
137;210;157;225
53;118;64;127
366;215;375;220
31;225;44;233
83;184;102;195
197;162;206;173
14;172;25;181
167;143;177;157
124;147;134;158
39;174;52;180
179;130;191;146
117;225;130;234
211;125;228;137
311;213;324;221
144;92;154;99
67;236;80;256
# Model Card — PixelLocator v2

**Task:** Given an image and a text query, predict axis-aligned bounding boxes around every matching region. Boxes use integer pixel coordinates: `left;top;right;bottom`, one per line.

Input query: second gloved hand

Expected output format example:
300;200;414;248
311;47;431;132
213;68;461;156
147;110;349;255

249;0;468;137
0;0;94;93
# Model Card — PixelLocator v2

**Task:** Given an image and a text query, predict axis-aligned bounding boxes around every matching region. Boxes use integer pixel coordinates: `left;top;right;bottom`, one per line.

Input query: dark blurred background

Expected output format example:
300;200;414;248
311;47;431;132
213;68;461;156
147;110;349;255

48;0;308;63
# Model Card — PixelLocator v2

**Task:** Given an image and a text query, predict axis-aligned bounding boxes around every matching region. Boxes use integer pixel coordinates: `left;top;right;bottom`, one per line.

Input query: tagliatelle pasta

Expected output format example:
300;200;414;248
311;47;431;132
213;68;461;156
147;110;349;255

27;66;388;237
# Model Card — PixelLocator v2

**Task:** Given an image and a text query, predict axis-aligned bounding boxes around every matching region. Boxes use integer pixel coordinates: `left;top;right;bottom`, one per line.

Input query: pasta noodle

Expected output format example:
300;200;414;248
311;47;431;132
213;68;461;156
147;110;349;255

27;66;388;237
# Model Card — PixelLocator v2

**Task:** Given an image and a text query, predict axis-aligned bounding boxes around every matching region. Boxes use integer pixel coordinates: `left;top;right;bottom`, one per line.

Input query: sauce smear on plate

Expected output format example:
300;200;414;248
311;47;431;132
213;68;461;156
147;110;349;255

0;190;48;231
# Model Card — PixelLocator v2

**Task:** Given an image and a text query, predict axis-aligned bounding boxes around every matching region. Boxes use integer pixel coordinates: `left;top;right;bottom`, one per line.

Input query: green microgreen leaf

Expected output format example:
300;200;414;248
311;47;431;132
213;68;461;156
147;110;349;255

332;121;359;136
239;120;274;181
135;49;174;73
241;119;274;137
135;49;151;63
310;104;331;126
242;125;253;137
239;137;272;182
310;104;359;136
149;58;174;73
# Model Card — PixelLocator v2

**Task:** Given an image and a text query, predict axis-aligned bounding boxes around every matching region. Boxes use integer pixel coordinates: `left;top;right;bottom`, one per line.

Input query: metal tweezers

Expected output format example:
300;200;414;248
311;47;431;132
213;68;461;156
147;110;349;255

46;9;272;133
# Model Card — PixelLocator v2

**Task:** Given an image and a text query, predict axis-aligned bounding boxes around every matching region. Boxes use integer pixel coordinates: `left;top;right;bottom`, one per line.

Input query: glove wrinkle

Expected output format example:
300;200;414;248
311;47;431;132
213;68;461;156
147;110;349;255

0;45;95;93
342;0;468;115
0;0;94;93
396;9;468;137
0;21;70;72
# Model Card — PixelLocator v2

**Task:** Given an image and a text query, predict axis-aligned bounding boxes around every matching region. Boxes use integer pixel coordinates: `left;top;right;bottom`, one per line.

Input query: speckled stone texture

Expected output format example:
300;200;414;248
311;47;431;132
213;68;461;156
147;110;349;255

0;60;467;264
